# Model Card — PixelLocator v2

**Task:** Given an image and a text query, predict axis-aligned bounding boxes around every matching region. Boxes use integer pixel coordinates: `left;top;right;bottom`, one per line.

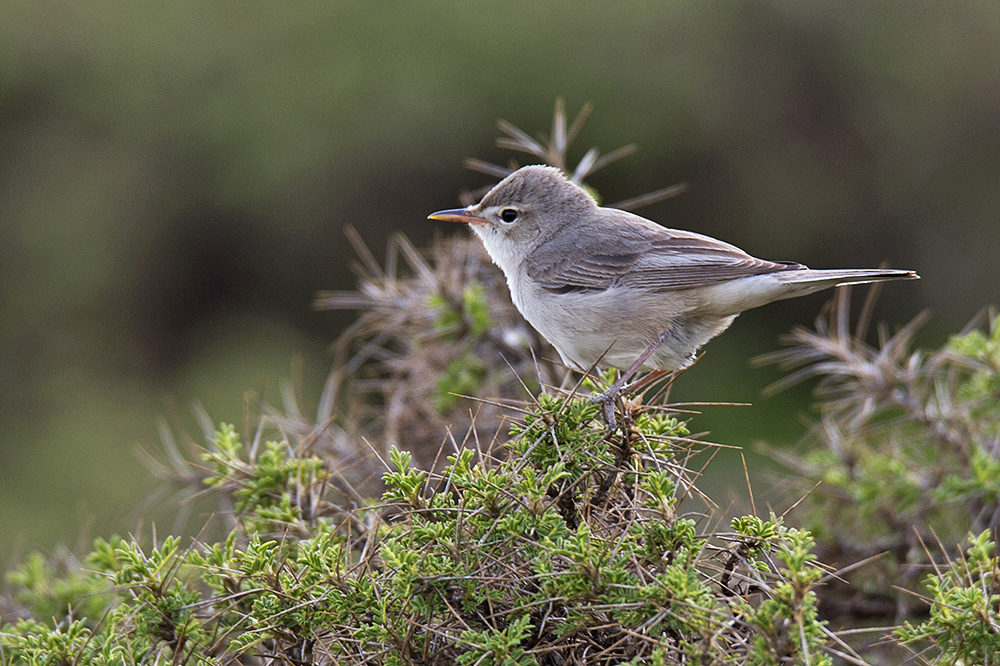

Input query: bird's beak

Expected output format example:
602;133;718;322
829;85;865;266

427;208;488;225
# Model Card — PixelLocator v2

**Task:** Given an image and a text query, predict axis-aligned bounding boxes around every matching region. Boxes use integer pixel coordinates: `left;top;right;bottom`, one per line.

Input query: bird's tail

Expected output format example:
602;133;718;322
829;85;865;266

775;268;920;288
766;267;919;304
699;267;918;316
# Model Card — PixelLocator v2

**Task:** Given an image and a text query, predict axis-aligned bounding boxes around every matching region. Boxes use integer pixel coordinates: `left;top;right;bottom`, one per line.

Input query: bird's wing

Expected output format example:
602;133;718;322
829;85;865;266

525;209;802;293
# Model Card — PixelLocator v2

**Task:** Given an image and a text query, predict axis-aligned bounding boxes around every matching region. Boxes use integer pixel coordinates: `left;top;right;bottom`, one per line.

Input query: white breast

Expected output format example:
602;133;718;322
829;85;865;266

471;226;526;296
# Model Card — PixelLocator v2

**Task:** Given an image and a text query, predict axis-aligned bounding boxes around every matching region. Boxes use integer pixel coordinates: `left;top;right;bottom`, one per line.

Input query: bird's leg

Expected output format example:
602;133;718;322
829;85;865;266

591;329;672;426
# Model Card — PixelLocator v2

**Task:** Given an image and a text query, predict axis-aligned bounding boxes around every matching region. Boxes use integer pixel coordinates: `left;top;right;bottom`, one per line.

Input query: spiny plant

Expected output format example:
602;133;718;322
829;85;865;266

1;390;846;665
761;289;1000;624
896;530;1000;665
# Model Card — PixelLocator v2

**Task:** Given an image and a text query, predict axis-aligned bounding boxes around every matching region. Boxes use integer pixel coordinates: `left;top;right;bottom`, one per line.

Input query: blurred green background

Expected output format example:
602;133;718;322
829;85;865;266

2;1;997;560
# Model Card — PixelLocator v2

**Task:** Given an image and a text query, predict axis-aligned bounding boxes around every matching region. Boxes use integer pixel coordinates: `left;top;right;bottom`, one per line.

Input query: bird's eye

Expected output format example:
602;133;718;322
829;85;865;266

500;208;518;223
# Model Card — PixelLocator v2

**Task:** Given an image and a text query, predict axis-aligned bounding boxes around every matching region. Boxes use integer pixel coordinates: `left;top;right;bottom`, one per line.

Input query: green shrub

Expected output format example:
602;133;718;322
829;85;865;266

763;298;1000;626
2;393;839;665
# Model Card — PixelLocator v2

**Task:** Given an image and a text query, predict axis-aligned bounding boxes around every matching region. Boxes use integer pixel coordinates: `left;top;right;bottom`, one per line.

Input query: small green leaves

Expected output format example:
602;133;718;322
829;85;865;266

896;531;1000;663
641;470;678;517
435;353;487;412
0;403;837;666
2;619;97;666
199;423;330;535
947;313;1000;366
731;514;783;561
461;282;493;338
734;528;830;666
508;393;603;474
768;307;1000;634
429;280;495;340
383;446;428;507
427;281;496;412
457;615;538;666
731;514;781;541
5;550;113;626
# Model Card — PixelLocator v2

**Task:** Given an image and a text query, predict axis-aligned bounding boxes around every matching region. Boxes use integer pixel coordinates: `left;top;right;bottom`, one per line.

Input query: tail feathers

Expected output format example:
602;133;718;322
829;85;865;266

776;268;920;286
700;267;918;316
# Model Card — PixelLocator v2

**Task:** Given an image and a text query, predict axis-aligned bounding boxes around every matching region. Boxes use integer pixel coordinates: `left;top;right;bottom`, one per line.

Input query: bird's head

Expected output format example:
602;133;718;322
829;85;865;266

428;165;597;262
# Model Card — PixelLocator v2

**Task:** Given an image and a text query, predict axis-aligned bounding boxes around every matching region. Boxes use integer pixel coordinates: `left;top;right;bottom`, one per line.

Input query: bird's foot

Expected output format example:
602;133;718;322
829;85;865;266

590;370;670;428
590;386;621;429
588;330;674;428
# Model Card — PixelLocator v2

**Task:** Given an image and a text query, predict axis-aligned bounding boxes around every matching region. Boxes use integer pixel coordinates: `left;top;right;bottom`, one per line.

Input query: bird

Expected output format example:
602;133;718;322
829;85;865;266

429;165;918;387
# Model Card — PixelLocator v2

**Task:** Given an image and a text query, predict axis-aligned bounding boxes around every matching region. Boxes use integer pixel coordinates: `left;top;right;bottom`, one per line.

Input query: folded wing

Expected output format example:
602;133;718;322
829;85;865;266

525;208;803;293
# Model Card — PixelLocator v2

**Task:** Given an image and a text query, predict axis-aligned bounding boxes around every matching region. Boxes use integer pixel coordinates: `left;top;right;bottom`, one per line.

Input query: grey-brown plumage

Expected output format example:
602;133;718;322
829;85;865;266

524;211;804;293
429;165;919;373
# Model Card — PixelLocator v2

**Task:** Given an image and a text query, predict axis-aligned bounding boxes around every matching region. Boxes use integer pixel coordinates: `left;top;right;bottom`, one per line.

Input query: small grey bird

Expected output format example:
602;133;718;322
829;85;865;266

429;165;918;377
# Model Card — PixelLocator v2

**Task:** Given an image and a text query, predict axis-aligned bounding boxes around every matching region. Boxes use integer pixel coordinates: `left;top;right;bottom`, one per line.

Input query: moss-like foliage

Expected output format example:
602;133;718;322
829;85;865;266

2;394;837;665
